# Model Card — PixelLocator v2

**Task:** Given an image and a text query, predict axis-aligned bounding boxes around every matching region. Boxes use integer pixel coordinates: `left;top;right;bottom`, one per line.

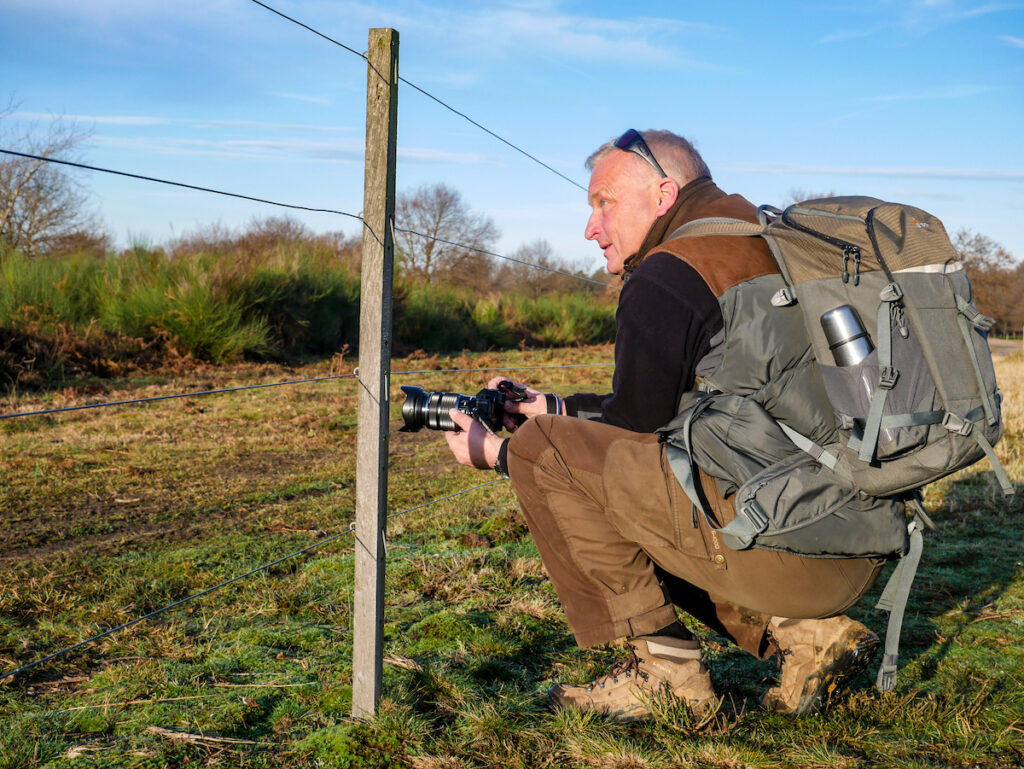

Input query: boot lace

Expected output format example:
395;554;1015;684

586;647;650;690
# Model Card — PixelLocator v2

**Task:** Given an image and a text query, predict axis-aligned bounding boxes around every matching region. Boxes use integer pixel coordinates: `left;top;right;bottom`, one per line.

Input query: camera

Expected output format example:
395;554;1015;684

399;380;526;433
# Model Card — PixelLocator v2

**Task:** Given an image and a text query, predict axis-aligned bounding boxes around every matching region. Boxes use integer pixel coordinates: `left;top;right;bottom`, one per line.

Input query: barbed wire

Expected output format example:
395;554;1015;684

246;0;587;193
0;149;366;225
0;373;358;421
394;362;613;377
0;6;612;699
0;478;506;683
1;149;608;292
394;79;587;193
248;0;367;61
395;226;614;290
0;363;611;421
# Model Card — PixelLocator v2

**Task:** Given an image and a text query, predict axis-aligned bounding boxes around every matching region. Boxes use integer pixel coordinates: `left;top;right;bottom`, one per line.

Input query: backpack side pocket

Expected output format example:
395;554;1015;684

727;453;909;558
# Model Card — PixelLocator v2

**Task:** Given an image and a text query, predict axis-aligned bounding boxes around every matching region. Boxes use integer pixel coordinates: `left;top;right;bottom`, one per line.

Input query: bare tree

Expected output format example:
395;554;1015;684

394;183;499;288
784;188;836;206
0;106;103;257
495;238;601;297
954;228;1023;336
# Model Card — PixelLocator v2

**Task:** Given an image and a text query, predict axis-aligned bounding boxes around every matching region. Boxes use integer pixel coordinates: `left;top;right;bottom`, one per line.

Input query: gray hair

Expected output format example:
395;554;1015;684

585;129;711;184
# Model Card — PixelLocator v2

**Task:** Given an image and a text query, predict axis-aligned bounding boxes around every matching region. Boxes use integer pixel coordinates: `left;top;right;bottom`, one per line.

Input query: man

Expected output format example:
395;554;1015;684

443;129;882;721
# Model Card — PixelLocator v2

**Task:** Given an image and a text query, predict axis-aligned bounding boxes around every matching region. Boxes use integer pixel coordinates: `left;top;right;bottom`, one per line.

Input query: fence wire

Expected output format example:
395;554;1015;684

394;225;615;290
0;11;615;693
0;362;612;420
0;149;365;224
247;0;587;193
0;149;607;292
0;373;357;421
0;478;506;683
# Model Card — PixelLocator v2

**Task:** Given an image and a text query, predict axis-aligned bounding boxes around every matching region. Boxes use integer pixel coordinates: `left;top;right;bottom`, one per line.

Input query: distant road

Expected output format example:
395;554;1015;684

990;338;1021;360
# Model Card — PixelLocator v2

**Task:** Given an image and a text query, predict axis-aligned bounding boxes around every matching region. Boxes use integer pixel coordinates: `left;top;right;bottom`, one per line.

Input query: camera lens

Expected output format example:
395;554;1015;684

400;385;474;432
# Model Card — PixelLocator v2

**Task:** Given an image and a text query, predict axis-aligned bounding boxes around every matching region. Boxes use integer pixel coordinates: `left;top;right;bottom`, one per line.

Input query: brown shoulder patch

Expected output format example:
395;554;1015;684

656;195;777;297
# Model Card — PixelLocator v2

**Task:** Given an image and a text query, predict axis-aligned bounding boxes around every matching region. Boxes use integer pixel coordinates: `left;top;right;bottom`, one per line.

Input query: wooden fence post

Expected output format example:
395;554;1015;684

352;27;398;720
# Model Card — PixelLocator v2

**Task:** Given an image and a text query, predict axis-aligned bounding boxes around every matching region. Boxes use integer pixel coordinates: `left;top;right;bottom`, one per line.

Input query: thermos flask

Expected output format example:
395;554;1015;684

821;305;873;366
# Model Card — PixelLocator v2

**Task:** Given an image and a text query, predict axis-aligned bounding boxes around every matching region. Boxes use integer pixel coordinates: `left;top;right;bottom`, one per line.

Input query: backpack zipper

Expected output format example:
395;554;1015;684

865;208;909;338
781;208;864;284
841;245;862;285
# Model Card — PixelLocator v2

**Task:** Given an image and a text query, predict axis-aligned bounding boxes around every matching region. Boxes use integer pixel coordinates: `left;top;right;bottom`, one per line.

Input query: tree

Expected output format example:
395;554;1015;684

784;188;836;206
954;228;1023;337
0;106;103;257
495;238;604;297
394;183;499;288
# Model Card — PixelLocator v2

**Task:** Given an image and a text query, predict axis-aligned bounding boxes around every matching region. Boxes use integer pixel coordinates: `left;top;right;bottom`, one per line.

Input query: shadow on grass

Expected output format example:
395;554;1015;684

649;471;1024;711
880;474;1024;684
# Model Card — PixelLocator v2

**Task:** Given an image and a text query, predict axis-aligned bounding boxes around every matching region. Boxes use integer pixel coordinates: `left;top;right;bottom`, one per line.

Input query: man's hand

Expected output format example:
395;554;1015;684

485;377;562;431
444;409;504;470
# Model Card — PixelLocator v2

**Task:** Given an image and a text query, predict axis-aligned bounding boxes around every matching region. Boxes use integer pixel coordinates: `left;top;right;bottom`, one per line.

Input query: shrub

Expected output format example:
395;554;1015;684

0;226;616;385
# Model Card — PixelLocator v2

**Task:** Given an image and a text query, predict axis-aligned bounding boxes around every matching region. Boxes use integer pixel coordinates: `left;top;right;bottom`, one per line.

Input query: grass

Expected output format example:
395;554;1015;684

0;245;615;388
0;346;1022;768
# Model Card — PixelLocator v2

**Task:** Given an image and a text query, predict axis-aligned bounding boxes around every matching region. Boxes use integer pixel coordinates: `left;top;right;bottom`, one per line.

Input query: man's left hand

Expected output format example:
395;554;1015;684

444;409;504;470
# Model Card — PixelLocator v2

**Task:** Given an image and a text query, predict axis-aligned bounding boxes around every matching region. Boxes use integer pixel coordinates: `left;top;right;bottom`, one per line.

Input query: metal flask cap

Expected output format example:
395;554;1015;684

821;304;873;367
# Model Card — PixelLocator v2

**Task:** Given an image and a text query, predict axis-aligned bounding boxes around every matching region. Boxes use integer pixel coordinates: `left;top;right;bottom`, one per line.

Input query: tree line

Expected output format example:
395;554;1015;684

2;114;1020;339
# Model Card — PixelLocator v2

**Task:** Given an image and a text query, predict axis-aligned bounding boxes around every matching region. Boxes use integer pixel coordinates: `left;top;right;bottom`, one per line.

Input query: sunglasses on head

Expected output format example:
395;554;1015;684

614;129;667;178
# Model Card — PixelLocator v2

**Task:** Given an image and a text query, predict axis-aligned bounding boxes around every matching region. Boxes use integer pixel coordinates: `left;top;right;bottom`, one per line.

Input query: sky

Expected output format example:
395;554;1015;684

1;0;1022;274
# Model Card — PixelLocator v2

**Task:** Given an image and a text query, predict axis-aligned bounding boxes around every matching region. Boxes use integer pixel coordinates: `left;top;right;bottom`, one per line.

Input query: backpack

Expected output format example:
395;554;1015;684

657;196;1013;690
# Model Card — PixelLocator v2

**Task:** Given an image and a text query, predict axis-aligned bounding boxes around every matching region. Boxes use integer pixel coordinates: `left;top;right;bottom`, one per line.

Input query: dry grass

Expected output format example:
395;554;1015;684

0;348;1020;769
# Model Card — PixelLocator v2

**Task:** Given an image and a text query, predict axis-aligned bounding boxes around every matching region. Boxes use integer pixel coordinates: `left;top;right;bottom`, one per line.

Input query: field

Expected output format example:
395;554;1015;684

0;345;1022;768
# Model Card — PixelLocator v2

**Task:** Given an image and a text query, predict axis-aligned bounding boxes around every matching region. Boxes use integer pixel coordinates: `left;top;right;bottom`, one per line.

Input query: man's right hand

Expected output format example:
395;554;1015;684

486;377;563;431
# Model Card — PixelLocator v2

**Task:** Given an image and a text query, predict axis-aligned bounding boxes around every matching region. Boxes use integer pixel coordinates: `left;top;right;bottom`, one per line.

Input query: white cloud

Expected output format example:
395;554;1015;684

271;92;332;105
898;0;1023;31
864;84;994;102
820;1;1023;41
13;111;169;126
0;0;237;22
89;134;493;166
731;162;1024;182
313;0;717;66
197;119;354;133
818;25;887;44
1001;34;1024;46
12;112;354;135
90;135;363;163
457;6;715;64
398;146;494;164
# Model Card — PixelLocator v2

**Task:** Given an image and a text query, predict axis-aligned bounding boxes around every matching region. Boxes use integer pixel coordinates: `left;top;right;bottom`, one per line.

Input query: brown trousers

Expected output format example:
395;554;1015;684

506;415;883;658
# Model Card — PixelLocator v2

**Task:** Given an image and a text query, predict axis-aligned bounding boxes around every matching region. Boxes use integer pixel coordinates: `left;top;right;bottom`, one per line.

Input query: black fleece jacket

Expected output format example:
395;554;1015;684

493;178;728;474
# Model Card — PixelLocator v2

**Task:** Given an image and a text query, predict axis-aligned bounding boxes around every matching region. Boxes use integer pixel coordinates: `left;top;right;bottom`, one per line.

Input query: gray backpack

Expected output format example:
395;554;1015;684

658;196;1013;689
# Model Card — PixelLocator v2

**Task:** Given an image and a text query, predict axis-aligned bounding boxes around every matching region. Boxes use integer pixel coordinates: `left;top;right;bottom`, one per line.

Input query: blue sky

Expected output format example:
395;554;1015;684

2;0;1022;273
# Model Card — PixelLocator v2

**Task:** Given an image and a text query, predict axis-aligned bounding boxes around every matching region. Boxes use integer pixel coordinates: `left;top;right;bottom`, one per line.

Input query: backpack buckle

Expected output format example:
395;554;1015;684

942;412;974;436
879;367;899;389
740;500;769;533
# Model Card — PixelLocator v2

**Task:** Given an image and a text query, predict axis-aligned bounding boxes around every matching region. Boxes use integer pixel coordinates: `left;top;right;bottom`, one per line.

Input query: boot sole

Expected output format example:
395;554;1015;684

545;686;651;722
790;628;880;715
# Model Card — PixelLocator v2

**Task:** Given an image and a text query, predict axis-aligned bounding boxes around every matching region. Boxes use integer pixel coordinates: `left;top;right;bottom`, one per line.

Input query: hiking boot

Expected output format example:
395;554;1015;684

547;636;716;722
761;615;879;715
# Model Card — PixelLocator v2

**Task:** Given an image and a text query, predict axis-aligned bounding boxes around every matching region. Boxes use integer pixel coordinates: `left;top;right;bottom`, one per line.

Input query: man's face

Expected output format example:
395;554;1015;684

584;151;663;275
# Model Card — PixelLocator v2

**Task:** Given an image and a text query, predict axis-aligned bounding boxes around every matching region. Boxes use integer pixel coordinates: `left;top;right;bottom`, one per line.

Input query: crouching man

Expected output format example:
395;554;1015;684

443;129;882;721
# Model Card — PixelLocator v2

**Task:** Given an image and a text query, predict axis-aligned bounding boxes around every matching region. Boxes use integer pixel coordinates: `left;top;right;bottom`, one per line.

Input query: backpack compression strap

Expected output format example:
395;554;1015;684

858;283;907;462
663;391;783;551
954;294;999;427
875;522;924;691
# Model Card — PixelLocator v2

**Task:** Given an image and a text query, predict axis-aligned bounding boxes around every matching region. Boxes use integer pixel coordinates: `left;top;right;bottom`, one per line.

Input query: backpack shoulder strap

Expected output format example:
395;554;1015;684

666;210;799;305
667;217;765;240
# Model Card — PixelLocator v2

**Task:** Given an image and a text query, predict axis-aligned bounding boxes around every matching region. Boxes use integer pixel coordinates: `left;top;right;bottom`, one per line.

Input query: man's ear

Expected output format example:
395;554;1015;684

655;177;680;217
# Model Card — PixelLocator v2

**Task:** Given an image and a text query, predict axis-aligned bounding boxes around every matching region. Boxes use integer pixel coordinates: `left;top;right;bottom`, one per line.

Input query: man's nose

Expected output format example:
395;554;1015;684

584;212;600;241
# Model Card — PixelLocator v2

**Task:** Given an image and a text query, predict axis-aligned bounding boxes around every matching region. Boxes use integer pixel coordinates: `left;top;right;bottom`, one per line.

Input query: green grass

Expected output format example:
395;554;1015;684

0;245;615;387
0;348;1021;768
